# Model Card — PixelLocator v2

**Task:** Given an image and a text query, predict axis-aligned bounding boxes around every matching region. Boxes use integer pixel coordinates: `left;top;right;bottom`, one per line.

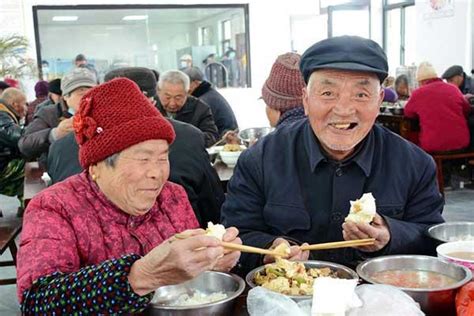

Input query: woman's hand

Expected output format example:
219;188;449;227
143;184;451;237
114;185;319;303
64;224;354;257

128;229;224;296
263;238;309;264
213;227;241;272
342;213;391;252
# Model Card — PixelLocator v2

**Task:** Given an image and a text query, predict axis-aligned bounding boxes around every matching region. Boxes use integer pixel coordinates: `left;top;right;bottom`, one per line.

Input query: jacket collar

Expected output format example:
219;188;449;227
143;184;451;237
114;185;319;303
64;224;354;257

303;120;374;177
191;81;212;98
156;96;198;117
0;99;20;123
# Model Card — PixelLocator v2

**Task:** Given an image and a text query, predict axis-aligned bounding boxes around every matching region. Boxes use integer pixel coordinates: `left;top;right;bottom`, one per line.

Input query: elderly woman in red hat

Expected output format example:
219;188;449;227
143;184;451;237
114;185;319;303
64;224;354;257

16;78;241;314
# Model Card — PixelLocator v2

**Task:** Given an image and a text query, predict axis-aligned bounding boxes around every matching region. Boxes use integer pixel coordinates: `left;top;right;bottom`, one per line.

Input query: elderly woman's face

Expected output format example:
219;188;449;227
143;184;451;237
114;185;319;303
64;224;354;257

92;139;170;216
303;69;383;161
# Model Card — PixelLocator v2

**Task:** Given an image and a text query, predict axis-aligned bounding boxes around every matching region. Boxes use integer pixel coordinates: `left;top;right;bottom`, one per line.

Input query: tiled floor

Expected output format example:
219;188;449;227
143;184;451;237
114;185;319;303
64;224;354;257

1;188;473;314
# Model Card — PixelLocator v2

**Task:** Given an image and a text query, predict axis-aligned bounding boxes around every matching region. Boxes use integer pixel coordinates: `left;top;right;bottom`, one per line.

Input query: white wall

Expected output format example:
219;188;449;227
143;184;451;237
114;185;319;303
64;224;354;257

415;0;472;75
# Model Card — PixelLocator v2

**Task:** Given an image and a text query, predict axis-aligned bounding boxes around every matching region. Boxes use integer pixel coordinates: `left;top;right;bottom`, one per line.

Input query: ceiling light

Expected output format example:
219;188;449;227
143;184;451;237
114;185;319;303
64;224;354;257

52;16;78;22
122;15;148;21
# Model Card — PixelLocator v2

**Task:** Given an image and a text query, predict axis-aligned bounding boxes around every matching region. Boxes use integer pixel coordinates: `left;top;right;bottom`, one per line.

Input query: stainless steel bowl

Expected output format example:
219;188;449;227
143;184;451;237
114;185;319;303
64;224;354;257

246;260;359;302
238;127;274;147
148;271;245;316
427;222;474;243
357;255;472;316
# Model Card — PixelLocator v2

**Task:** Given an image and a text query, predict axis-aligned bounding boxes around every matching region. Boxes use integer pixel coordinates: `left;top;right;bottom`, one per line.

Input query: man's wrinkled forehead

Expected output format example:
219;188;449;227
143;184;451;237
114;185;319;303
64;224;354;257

309;69;380;88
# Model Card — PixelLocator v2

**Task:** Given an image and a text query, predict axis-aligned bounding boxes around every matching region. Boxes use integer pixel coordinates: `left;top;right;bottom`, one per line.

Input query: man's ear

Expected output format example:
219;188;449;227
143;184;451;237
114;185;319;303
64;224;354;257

302;87;309;116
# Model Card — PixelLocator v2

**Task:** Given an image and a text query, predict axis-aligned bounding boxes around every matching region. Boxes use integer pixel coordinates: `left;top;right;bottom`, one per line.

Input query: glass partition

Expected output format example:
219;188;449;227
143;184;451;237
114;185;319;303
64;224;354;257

34;5;250;87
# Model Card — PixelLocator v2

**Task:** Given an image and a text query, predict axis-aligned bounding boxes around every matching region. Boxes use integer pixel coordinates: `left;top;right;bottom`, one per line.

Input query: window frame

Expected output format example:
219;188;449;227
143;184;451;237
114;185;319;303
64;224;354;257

32;3;252;86
383;0;415;66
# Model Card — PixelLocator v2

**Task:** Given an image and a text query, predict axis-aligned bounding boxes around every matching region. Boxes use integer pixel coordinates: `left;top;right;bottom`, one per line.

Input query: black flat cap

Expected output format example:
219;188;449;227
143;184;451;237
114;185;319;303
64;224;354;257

105;67;157;97
300;35;388;83
442;65;464;79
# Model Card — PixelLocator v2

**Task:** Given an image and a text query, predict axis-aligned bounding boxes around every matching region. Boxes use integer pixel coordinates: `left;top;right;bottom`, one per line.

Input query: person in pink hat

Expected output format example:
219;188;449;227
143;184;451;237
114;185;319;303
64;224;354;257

261;52;306;127
17;78;241;314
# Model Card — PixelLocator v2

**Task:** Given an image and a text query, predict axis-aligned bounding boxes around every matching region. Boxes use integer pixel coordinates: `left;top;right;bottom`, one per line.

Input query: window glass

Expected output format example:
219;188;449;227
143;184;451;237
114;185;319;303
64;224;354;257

404;5;416;67
36;6;250;88
386;8;401;74
331;8;370;38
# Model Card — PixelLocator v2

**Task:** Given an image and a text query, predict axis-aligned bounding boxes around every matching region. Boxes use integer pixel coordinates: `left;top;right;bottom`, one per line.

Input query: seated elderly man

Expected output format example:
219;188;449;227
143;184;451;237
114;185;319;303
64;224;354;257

221;36;444;276
17;78;241;314
18;68;96;168
442;65;474;95
0;88;27;213
182;66;238;136
156;70;219;147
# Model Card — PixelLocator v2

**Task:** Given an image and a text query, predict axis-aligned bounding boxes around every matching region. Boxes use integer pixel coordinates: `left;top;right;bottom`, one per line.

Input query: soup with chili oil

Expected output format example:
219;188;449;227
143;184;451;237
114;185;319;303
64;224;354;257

370;270;457;289
446;251;474;261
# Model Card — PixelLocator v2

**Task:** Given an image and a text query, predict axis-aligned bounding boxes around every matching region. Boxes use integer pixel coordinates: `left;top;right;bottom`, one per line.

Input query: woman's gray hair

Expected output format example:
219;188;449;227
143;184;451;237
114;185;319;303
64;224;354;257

104;152;121;168
158;70;190;92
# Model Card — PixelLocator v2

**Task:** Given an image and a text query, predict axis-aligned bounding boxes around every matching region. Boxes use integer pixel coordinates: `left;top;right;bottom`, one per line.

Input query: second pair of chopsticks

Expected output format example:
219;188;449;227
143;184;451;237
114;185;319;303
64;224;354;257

299;238;376;251
174;233;286;257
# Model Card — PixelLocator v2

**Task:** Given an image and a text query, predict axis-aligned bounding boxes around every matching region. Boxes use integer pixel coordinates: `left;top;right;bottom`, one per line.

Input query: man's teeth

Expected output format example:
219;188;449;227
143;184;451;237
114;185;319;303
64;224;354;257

332;123;351;130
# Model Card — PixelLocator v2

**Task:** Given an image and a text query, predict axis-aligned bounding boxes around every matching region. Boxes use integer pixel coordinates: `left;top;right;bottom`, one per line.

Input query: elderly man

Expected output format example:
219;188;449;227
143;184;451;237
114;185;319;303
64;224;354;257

221;36;444;275
0;88;27;214
17;78;241;314
442;65;474;95
156;70;219;147
183;67;238;136
18;68;96;168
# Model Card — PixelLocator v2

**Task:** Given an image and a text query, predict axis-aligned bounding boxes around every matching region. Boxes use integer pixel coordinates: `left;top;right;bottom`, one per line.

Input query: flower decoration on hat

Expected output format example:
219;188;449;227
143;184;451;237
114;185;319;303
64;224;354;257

73;115;98;145
73;96;101;145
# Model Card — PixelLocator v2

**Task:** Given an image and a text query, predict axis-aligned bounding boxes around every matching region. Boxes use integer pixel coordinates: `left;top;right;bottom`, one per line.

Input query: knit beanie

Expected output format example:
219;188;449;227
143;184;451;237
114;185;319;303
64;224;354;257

61;67;97;96
48;78;62;95
34;80;49;97
73;78;175;169
261;53;306;112
416;62;438;82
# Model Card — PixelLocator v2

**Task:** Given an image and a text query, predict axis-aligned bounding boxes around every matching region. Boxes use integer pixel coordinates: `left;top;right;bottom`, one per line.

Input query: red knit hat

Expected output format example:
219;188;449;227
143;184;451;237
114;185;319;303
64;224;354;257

73;78;175;168
261;53;306;112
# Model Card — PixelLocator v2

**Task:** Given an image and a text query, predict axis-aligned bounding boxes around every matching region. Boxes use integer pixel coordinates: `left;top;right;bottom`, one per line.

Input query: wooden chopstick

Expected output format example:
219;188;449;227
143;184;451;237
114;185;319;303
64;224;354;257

220;241;288;257
174;233;287;257
299;238;376;251
209;128;239;148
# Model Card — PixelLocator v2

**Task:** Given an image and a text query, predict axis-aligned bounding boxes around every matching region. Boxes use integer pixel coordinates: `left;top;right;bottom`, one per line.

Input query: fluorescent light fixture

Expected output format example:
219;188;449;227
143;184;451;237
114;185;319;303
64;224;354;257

52;16;78;22
122;15;148;21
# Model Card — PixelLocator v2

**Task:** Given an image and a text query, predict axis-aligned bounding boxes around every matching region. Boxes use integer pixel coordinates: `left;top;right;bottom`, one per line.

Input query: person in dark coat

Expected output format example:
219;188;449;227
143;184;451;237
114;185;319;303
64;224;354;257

182;67;238;136
18;68;96;168
0;88;27;210
156;70;219;147
221;36;444;276
442;65;474;95
33;78;62;115
48;67;225;227
26;81;49;125
261;52;306;128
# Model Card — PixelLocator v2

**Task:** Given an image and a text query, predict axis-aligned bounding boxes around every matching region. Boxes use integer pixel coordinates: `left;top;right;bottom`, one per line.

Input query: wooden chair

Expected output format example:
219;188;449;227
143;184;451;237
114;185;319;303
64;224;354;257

430;150;474;195
0;218;22;285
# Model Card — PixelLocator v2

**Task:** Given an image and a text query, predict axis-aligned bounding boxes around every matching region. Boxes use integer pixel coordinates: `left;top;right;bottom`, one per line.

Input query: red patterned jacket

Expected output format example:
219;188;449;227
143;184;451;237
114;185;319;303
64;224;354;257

16;171;199;302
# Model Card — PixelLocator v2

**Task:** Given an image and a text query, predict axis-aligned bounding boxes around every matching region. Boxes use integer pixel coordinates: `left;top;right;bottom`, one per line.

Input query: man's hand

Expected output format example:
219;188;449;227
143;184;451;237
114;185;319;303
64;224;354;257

213;227;241;272
128;229;224;296
342;213;391;252
223;130;240;144
263;238;309;264
55;118;74;139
